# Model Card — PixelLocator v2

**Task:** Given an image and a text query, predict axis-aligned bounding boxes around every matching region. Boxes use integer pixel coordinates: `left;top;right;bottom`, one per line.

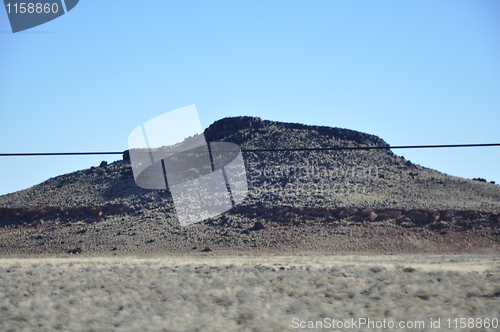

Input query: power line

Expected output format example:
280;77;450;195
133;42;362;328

1;143;500;157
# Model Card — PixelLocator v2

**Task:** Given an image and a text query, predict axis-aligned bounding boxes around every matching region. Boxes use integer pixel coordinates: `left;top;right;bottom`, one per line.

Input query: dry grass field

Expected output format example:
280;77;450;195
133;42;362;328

1;254;499;331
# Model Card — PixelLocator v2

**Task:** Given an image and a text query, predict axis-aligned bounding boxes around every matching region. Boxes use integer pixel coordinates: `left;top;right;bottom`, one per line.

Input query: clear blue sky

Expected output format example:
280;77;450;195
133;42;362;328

1;0;499;196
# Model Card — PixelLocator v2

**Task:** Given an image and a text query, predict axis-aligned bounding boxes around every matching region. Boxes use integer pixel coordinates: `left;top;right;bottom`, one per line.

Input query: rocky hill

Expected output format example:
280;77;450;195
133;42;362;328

0;117;499;256
1;116;498;211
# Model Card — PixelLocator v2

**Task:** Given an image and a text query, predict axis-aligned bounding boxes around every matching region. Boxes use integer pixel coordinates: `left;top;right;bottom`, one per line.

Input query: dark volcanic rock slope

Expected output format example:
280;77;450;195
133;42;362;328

204;118;500;211
1;116;499;213
1;117;500;255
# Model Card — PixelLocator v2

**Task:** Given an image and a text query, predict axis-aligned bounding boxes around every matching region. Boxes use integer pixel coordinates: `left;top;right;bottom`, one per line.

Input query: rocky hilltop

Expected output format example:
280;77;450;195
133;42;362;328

0;117;499;255
204;116;389;148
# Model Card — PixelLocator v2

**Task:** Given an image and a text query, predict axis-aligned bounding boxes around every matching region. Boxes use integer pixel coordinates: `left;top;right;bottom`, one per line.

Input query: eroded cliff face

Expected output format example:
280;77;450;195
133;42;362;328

2;203;498;230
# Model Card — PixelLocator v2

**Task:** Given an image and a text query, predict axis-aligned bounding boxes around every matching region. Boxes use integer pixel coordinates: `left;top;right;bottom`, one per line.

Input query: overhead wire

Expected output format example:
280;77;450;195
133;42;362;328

1;143;500;157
